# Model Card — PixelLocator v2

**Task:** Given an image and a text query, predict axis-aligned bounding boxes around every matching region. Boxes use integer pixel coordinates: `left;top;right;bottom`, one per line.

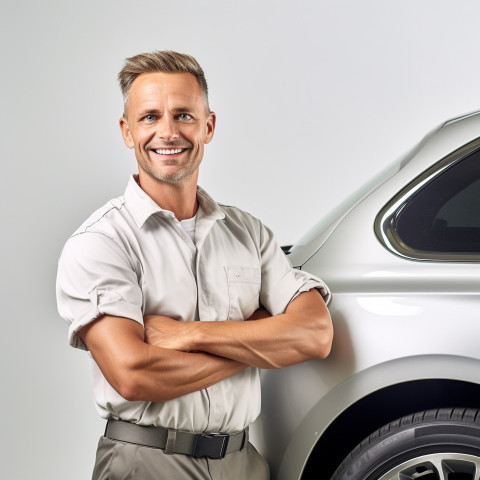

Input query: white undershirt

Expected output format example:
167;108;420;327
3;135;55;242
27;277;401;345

179;214;197;244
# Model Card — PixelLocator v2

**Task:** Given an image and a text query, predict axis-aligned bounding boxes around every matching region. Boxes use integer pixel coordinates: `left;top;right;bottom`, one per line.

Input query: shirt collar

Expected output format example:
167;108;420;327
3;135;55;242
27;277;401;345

124;175;225;229
196;185;226;222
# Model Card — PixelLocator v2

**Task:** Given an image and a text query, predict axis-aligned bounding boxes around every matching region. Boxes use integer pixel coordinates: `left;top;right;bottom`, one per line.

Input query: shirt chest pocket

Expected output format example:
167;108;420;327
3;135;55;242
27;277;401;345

225;266;261;321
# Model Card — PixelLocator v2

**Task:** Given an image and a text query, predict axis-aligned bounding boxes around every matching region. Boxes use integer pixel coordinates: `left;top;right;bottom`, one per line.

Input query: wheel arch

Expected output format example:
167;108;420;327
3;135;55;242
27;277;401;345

274;354;480;480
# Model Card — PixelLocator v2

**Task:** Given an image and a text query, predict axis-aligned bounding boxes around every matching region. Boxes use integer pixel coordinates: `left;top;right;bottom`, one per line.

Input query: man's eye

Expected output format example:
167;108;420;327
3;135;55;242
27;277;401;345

178;113;192;120
144;115;156;122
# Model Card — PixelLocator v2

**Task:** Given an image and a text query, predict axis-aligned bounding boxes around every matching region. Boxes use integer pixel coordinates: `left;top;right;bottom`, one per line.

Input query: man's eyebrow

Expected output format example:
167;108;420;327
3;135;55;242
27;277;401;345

141;108;161;114
170;106;195;113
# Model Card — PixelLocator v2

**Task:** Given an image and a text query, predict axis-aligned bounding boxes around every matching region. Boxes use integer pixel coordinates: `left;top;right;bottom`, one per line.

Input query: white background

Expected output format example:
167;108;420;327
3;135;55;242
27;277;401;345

2;1;480;478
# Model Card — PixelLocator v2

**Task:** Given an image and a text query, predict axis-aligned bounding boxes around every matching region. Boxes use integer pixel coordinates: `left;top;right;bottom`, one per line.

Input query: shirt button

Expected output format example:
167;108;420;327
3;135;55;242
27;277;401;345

235;272;240;278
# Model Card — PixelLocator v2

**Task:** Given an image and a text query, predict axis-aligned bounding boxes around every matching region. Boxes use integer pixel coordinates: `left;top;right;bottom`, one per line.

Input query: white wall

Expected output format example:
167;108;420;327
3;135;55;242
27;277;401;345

2;1;480;478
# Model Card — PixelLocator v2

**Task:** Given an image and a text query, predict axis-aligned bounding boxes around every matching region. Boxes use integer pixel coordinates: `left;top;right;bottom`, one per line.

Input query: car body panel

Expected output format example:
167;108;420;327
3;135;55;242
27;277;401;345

252;111;480;479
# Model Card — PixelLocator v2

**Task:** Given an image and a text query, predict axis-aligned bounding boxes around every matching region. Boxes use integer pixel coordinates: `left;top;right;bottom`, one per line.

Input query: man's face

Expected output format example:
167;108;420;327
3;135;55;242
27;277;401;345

120;72;215;185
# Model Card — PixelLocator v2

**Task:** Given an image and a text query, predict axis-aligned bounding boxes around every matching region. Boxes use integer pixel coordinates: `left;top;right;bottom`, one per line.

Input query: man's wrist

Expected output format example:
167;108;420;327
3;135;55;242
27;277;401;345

190;321;205;352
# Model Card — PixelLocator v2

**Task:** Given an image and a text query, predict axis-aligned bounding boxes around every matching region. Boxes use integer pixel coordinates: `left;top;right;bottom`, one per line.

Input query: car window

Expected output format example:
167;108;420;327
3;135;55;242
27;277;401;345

395;147;480;256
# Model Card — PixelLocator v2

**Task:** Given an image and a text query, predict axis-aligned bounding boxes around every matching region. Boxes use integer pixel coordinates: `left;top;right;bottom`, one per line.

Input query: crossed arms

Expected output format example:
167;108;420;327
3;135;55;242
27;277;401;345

80;288;333;403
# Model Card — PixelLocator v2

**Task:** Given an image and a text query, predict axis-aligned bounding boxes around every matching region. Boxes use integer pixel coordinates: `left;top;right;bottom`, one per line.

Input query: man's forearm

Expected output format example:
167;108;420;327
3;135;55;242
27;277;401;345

194;290;332;368
127;348;247;401
81;315;247;403
145;289;333;369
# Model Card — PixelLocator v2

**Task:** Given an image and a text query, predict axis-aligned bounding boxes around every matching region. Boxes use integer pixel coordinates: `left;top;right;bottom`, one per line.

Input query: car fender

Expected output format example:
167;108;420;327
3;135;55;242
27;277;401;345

273;354;480;480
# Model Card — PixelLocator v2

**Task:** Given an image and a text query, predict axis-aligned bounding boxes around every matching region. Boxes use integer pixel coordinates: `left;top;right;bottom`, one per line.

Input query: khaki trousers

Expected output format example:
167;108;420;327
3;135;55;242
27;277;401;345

92;436;270;480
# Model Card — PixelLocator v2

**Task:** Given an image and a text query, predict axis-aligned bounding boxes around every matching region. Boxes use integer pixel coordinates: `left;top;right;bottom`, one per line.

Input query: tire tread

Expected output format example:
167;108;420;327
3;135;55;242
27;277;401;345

330;407;480;480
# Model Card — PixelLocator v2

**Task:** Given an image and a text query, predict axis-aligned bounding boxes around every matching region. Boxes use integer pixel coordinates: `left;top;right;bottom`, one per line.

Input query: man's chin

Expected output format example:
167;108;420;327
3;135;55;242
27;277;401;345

142;168;194;185
138;159;200;185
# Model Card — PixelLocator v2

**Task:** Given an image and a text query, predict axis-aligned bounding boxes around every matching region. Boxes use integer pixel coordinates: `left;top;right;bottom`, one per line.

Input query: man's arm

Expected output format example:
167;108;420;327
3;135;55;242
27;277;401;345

144;289;333;369
79;315;247;402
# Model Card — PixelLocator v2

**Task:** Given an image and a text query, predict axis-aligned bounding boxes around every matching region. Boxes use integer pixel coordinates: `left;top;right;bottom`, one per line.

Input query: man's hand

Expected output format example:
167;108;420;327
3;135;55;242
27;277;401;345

144;308;272;351
144;315;194;351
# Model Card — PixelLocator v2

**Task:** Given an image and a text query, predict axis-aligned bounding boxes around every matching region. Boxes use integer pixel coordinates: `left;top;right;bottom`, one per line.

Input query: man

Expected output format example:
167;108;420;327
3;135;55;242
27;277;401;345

56;51;333;480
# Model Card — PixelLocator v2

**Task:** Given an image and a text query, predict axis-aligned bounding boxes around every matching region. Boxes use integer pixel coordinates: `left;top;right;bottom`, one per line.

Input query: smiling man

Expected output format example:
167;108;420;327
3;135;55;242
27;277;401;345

56;51;333;480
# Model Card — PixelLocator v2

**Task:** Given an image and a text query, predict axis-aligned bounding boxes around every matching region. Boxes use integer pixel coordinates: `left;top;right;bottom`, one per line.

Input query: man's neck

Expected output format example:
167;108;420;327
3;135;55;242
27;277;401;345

136;172;199;221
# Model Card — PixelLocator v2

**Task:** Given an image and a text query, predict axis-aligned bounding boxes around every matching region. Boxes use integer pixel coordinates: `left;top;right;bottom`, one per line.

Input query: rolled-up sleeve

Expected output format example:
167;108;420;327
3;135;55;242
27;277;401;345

258;222;331;316
56;232;143;350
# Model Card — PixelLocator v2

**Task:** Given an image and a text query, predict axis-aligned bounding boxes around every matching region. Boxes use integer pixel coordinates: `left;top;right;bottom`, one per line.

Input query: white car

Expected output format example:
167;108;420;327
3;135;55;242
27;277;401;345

253;111;480;480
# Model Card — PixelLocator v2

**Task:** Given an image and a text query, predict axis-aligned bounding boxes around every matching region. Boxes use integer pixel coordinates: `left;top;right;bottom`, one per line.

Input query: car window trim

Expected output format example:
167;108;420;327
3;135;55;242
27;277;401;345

374;137;480;262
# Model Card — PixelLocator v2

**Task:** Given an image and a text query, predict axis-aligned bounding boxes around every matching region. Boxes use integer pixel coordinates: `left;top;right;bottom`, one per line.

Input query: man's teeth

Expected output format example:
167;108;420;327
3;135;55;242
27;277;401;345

154;148;185;155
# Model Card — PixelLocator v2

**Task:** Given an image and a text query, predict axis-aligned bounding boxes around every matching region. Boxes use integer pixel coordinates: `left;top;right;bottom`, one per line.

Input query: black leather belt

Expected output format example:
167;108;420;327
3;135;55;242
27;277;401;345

105;419;248;459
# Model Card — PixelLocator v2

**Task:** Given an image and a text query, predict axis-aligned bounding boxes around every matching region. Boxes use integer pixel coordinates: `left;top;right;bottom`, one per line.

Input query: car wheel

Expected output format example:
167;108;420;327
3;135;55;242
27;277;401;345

330;408;480;480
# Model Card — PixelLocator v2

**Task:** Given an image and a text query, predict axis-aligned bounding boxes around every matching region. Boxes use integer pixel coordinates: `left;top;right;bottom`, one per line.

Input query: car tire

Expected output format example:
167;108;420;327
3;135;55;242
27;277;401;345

330;408;480;480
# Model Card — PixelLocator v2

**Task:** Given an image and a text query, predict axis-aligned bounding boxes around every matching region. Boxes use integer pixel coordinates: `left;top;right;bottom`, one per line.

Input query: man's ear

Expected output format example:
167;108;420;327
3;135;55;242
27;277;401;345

204;111;216;144
119;117;134;149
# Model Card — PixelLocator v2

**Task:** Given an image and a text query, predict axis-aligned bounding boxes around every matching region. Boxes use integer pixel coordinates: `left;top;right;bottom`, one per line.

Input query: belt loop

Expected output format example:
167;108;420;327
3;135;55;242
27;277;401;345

164;429;177;455
242;427;249;450
104;419;110;437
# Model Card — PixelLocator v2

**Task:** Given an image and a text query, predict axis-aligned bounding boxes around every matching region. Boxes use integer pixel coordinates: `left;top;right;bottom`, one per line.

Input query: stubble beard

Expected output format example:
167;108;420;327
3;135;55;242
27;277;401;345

139;151;200;186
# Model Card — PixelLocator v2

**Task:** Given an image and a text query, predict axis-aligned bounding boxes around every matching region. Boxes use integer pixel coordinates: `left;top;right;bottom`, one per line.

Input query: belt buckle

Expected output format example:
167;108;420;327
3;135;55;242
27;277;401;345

193;433;229;459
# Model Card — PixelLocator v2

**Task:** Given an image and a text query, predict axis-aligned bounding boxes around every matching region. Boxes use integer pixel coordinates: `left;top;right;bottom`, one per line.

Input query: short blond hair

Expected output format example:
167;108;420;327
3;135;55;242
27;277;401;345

118;50;209;114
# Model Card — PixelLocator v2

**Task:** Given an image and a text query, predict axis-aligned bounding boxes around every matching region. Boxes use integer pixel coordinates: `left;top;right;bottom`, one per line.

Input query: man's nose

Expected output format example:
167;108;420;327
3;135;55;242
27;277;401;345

157;115;179;141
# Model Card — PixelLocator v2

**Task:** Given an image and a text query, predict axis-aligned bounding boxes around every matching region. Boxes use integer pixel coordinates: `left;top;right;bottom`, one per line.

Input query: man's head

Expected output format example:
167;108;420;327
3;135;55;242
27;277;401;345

118;50;210;116
118;51;216;187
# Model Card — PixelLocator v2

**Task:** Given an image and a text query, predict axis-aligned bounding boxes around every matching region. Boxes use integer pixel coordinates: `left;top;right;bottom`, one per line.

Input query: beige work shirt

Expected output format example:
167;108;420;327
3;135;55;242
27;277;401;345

56;176;330;434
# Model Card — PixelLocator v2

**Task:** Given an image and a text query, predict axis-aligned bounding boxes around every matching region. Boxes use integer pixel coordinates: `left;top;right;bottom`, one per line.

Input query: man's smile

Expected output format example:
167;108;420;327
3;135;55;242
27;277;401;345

153;148;187;155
